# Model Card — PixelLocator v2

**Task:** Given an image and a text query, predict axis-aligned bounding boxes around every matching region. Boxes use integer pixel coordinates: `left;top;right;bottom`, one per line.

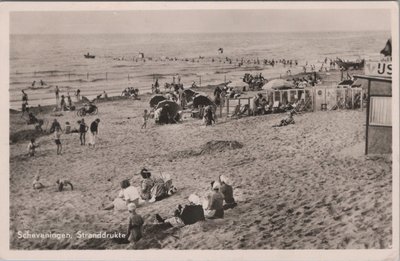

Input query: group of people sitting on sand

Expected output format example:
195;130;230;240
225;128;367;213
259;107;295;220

288;73;322;88
59;93;75;111
32;174;74;192
103;167;237;245
103;168;177;212
122;87;139;98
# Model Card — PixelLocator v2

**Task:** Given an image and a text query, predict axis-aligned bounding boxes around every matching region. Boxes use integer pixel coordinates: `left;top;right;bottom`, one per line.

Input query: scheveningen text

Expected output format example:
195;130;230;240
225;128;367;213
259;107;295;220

17;231;72;240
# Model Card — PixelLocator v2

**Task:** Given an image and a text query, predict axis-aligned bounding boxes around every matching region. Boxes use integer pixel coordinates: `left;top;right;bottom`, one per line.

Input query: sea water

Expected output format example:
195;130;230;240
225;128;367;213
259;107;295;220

9;31;390;109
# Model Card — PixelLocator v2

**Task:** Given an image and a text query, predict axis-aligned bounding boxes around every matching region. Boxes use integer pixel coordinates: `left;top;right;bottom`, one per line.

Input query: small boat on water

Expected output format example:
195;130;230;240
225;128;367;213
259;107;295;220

84;53;95;59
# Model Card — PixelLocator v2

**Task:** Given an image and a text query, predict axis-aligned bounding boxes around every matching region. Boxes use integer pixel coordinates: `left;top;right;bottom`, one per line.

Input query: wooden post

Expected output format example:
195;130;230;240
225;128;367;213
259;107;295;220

248;98;251;116
199;76;202;87
361;89;363;111
351;89;354;109
279;91;282;103
224;75;226;84
273;91;276;103
365;80;371;155
227;98;230;117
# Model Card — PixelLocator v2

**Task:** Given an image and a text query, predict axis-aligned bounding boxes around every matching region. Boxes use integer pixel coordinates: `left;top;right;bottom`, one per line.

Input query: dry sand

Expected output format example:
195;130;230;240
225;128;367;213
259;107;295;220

9;70;392;250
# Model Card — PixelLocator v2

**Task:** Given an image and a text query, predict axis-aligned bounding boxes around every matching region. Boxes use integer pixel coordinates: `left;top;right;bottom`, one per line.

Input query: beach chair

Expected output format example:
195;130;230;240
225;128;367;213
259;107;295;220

272;101;280;113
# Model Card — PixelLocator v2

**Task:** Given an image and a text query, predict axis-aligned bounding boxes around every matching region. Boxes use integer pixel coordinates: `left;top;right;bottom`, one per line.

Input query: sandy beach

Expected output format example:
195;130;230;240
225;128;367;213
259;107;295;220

9;68;392;249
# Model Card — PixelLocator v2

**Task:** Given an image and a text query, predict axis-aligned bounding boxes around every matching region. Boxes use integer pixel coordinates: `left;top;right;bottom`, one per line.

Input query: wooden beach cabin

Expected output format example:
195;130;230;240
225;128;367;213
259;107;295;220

354;75;392;154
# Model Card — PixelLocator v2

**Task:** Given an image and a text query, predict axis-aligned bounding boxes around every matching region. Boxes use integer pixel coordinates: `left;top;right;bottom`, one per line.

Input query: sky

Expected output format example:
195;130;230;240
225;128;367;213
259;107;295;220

10;9;392;34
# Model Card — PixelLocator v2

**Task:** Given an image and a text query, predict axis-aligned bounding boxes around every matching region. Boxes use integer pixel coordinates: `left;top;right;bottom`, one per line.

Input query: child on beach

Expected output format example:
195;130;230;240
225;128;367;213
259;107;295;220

54;126;62;155
33;175;45;190
141;109;149;129
126;203;144;244
79;119;88;145
56;179;74;192
27;138;39;157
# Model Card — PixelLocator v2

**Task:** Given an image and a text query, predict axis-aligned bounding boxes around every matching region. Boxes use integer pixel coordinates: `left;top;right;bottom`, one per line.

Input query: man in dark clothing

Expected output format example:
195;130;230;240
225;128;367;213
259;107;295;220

89;119;100;148
155;194;205;227
49;119;62;133
79;119;88;145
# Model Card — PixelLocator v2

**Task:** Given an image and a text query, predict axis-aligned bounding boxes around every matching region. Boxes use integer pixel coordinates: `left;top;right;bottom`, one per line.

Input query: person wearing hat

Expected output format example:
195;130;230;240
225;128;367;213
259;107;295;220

126;203;144;243
155;194;205;227
139;168;155;201
219;175;237;210
204;181;224;219
88;118;101;148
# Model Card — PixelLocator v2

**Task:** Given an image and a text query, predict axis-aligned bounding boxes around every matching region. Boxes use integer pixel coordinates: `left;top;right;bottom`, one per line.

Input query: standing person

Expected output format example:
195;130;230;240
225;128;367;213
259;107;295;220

49;119;62;133
141;109;149;129
75;89;81;102
54;126;62;155
88;118;100;148
126;203;144;244
22;90;28;104
27;138;39;157
55;86;60;108
21;90;28;117
79;119;88;145
67;92;72;108
60;95;66;111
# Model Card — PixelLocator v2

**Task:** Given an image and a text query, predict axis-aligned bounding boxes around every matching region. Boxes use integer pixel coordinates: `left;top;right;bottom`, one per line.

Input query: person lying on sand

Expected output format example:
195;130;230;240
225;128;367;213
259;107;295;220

103;179;140;211
27;138;39;157
203;181;224;219
56;179;74;192
155;194;205;228
149;173;176;203
219;175;238;210
273;111;295;127
126;203;144;244
33;175;45;190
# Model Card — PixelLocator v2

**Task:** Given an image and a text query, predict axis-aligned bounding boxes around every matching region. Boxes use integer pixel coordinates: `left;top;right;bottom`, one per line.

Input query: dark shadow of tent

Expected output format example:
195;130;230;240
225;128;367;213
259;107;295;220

264;79;295;91
183;89;198;103
150;95;167;108
156;100;181;116
81;96;90;103
351;78;364;88
338;79;354;86
193;94;215;108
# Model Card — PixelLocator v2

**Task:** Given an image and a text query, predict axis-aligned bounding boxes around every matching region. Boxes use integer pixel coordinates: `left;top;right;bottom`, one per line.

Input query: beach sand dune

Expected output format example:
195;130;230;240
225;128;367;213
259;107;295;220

9;95;391;249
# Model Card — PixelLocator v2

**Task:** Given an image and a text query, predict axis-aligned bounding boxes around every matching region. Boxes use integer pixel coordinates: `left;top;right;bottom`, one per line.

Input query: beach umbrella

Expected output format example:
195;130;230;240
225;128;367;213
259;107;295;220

193;94;215;107
155;100;181;116
183;89;198;103
149;95;166;108
264;79;295;91
226;79;247;88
